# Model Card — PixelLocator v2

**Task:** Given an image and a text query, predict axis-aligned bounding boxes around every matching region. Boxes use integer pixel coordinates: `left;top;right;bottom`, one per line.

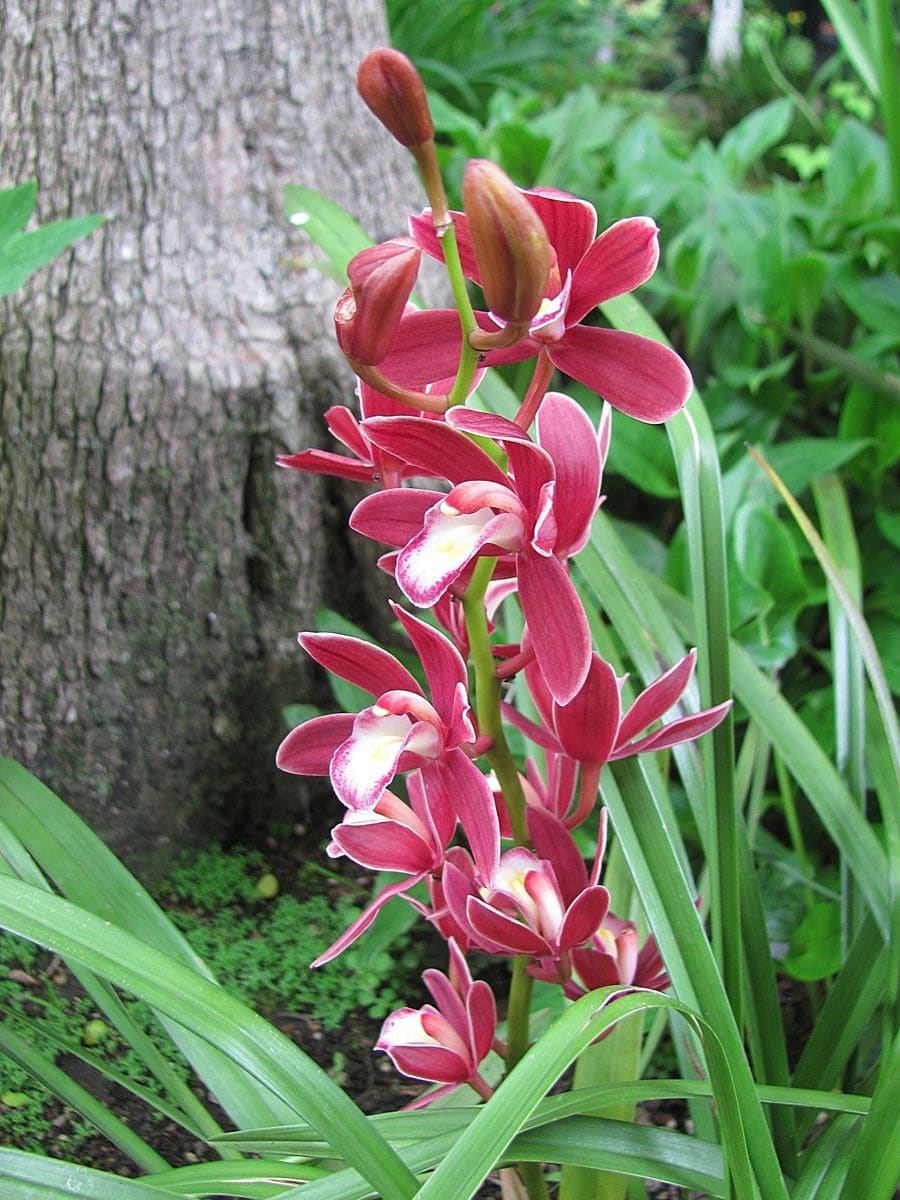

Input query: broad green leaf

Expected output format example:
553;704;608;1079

605;419;679;498
780;902;843;981
0;214;104;296
718;99;793;180
832;265;900;334
282;185;371;282
0;181;38;249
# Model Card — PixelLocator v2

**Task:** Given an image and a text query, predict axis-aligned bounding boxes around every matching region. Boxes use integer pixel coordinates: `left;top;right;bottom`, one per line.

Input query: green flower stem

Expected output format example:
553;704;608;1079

462;559;545;1200
439;221;482;410
462;556;528;845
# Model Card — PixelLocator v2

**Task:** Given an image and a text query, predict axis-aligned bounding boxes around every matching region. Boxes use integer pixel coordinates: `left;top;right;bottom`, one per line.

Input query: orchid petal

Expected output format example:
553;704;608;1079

446;407;532;443
526;806;588;903
616;649;697;745
611;702;732;759
363;414;511;487
276;713;355;775
310;873;426;967
549;326;692;423
409;209;482;284
350;488;444;549
467;980;497;1063
517;551;591;704
566;217;660;326
559;885;611;951
392;604;470;717
277;448;376;483
552;653;621;765
536;392;603;557
466;896;549;956
524;187;597;277
330;709;439;810
299;631;422;698
330;813;437;874
397;506;524;607
431;750;500;882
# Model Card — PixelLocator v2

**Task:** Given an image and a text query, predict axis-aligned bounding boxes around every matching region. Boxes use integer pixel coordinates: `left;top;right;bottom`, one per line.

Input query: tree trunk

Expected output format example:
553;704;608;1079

0;0;420;873
708;0;744;70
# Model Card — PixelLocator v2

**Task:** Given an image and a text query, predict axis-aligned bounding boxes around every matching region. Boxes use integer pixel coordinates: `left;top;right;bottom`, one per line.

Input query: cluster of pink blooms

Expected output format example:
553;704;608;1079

276;49;729;1106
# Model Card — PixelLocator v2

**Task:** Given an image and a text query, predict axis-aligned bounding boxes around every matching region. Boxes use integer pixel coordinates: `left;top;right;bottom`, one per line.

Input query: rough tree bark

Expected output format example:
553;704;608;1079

0;0;422;871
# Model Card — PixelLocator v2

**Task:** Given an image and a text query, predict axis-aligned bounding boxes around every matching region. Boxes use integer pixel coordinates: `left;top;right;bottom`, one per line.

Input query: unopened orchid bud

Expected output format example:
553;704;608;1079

334;237;420;365
357;48;434;149
463;160;551;329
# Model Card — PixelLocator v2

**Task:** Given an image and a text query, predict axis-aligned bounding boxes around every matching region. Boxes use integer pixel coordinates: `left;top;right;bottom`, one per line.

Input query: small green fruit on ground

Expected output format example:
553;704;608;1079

82;1019;110;1046
255;872;279;900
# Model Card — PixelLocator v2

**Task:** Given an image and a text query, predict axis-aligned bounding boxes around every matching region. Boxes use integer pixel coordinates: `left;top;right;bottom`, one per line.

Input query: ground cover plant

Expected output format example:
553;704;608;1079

1;21;898;1200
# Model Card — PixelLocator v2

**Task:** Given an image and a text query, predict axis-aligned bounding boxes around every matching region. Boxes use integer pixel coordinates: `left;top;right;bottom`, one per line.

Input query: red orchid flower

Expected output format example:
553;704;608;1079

351;393;607;703
276;604;499;880
310;771;456;968
399;188;692;423
442;808;610;965
376;939;496;1105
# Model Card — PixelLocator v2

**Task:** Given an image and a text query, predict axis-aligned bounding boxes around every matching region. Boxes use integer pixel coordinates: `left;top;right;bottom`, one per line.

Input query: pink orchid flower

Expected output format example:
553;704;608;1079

276;604;498;879
563;916;669;1001
399;189;692;423
442;808;610;965
276;370;479;490
506;648;731;825
310;771;456;968
376;939;496;1105
351;393;608;703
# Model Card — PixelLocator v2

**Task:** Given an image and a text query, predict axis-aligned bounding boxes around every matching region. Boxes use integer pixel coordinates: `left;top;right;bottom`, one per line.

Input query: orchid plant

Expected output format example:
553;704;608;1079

276;47;732;1193
0;45;895;1200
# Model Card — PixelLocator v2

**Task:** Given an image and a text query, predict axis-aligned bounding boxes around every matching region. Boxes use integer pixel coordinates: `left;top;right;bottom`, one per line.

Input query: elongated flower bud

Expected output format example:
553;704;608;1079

357;49;434;149
334;237;420;365
463;160;551;328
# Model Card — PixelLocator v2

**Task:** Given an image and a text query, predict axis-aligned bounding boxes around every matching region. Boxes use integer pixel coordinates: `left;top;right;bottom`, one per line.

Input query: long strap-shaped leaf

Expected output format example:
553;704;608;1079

0;877;419;1200
0;758;292;1131
0;1021;168;1175
0;1149;176;1200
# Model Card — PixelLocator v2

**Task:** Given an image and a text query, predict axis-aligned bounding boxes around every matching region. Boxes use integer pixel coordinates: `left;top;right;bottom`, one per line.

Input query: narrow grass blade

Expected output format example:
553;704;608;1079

0;1008;206;1139
642;575;890;934
840;1029;900;1200
0;1021;168;1175
791;1113;857;1200
0;759;293;1130
0;877;420;1200
812;474;866;950
508;1117;725;1198
746;449;899;784
0;803;235;1146
414;989;766;1200
142;1159;329;1197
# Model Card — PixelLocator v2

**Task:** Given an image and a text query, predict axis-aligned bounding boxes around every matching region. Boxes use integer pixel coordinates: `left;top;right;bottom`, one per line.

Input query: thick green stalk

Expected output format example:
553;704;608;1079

462;556;528;844
462;561;545;1200
440;221;482;410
